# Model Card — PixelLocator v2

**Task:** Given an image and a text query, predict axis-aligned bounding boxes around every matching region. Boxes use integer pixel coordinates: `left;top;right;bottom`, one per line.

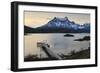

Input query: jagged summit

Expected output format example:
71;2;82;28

44;17;89;29
53;17;69;21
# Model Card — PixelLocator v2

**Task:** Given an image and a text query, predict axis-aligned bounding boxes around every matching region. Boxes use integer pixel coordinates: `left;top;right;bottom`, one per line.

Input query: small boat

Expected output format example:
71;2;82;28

64;34;74;37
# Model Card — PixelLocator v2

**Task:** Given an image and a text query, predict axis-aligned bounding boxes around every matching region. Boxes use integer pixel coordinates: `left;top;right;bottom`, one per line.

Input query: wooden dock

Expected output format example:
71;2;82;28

37;42;62;60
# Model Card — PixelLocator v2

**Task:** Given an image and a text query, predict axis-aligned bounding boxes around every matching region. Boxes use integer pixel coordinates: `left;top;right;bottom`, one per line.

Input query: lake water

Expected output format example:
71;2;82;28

24;33;90;58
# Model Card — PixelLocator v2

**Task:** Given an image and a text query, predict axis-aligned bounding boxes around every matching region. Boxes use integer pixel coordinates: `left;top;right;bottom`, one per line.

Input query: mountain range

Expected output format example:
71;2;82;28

24;17;90;33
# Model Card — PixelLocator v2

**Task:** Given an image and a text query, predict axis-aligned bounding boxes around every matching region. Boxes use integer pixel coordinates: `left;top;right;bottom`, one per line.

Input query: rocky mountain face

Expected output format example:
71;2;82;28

24;17;90;33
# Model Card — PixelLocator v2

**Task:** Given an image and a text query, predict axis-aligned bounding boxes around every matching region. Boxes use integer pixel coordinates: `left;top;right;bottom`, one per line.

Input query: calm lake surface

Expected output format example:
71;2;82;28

24;33;90;57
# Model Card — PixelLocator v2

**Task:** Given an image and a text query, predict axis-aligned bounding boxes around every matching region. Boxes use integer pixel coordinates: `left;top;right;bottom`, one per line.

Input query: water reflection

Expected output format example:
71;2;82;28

24;33;90;58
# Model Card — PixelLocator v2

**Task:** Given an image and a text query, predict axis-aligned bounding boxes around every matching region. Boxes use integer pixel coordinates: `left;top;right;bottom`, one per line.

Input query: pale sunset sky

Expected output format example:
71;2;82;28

24;11;90;28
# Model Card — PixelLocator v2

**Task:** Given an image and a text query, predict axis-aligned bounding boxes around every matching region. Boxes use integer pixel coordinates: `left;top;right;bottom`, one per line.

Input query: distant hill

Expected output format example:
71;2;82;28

24;25;34;33
24;17;90;33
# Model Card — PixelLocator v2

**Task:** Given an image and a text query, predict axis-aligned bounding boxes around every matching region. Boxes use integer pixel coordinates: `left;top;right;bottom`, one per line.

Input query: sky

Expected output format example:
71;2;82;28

24;11;90;28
